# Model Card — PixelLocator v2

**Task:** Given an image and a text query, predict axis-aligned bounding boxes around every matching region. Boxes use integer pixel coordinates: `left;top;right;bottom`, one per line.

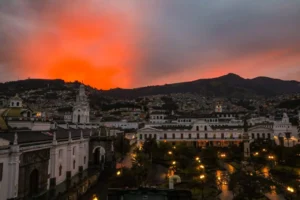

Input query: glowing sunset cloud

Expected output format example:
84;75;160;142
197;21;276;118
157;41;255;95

1;0;300;88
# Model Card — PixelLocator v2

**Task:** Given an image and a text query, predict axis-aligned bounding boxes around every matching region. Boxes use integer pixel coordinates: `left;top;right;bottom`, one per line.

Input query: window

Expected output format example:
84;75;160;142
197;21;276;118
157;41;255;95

221;133;224;139
205;133;207;139
11;102;14;106
164;134;167;139
149;134;152;139
257;133;260;139
196;126;199;131
16;102;19;106
204;126;207;131
181;134;183;139
59;165;62;176
268;133;271;139
172;134;175;139
197;133;199;139
73;147;76;155
252;133;255;139
84;156;86;164
59;149;63;159
262;133;265;139
73;160;76;169
154;134;157;139
139;134;143;140
145;134;147;139
0;163;3;181
188;134;191;139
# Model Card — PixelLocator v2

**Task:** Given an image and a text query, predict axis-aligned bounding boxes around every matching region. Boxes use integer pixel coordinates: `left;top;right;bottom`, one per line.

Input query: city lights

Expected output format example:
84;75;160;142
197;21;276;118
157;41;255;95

199;165;205;169
254;152;259;156
195;157;200;161
168;151;173;155
200;174;205;180
172;161;176;165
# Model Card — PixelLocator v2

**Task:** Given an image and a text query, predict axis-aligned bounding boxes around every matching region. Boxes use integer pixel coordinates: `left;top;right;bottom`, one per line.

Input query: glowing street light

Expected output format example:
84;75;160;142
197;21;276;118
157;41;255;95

172;161;176;165
287;186;295;193
173;146;176;149
116;170;121;176
195;157;200;161
199;165;205;169
92;195;99;200
268;155;275;160
262;149;267;152
168;151;173;155
200;174;205;180
220;153;226;158
254;152;259;156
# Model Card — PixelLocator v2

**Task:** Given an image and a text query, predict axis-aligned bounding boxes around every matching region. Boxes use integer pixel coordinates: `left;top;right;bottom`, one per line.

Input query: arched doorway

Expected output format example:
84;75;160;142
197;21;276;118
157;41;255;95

29;169;39;196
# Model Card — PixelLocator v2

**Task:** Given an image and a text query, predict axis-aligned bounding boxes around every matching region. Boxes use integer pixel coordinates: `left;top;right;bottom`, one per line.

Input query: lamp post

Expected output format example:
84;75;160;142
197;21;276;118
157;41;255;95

200;174;205;200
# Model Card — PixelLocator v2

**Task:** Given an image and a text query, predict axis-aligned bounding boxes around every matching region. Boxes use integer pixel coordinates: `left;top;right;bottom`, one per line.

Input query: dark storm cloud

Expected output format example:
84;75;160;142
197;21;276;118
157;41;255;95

134;0;300;85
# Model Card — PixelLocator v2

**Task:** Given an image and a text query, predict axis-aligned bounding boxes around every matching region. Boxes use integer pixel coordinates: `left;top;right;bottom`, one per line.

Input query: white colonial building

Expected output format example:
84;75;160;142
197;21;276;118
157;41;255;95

138;112;299;148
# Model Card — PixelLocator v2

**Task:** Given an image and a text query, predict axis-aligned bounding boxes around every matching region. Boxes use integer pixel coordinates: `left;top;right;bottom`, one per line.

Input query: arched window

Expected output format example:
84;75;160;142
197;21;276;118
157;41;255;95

204;126;207;131
16;102;19;106
73;160;76;169
196;126;199;131
59;165;62;176
257;133;260;139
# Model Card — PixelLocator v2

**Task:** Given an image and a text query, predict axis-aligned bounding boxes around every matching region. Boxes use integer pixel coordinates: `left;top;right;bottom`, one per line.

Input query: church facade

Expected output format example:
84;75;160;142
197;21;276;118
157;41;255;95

0;85;115;200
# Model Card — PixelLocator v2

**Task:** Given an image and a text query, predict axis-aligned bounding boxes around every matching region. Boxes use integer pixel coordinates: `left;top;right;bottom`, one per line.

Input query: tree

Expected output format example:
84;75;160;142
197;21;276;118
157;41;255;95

132;150;151;186
114;134;130;158
229;170;274;200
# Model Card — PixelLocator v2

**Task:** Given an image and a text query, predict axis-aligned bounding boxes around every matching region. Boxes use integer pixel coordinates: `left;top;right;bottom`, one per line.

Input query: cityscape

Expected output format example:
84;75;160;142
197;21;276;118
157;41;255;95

1;1;300;200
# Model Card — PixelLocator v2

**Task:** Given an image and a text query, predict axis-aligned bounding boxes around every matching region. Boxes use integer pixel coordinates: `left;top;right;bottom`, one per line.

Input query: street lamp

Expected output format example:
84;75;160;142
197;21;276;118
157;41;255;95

287;186;295;193
200;174;205;180
116;170;121;176
195;157;200;161
254;152;259;156
268;155;275;160
92;195;98;200
199;165;205;169
172;161;176;165
262;148;267;152
220;153;226;158
168;151;173;155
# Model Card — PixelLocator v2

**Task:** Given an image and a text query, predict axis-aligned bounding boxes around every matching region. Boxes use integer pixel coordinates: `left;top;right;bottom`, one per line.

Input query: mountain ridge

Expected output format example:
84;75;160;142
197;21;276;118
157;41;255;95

0;73;299;98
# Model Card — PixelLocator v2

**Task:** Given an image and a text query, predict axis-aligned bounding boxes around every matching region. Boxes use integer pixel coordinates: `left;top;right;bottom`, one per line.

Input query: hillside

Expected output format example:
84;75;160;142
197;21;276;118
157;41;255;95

0;73;300;99
102;73;300;98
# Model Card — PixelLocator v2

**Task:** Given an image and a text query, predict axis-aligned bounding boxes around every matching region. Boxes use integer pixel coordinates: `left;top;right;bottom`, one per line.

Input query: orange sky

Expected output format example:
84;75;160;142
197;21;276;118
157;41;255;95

1;1;300;89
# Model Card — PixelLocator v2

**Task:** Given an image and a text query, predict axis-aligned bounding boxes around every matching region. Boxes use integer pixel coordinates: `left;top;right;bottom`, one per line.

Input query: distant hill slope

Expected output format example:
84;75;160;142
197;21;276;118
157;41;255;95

0;73;299;99
102;73;300;98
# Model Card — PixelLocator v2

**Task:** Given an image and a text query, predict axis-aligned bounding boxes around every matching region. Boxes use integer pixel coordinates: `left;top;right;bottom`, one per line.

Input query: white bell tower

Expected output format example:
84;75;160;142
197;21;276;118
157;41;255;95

72;84;90;124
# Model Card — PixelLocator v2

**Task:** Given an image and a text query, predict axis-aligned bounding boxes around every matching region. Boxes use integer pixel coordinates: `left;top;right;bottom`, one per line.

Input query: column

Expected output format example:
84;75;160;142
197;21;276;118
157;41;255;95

49;147;57;188
7;146;20;199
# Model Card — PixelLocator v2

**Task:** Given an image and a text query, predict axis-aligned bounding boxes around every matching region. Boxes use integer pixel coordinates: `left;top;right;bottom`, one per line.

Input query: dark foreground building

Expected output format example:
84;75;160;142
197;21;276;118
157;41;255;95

108;188;192;200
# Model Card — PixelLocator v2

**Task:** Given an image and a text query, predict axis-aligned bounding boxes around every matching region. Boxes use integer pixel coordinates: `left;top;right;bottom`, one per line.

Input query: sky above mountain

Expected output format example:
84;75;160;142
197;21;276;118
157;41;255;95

1;0;300;89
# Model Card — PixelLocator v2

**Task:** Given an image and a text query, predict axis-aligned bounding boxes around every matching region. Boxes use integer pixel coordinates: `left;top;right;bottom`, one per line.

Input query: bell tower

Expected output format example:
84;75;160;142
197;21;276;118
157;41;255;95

72;84;90;124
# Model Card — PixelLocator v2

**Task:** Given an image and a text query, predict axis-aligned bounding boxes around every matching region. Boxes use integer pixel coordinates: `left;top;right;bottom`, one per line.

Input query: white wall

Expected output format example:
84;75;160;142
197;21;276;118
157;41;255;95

0;151;10;200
